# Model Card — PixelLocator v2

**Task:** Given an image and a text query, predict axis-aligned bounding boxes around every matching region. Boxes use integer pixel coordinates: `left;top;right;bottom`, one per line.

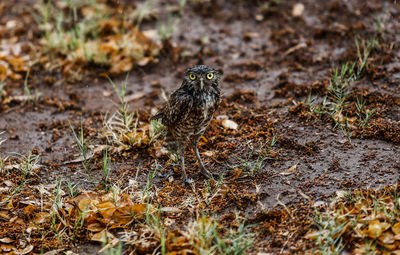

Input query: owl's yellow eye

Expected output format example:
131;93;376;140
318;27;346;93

189;73;196;80
206;72;214;80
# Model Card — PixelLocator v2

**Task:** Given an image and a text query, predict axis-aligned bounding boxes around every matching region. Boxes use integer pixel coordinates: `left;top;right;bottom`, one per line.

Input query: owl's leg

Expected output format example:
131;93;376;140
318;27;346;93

192;137;212;178
178;144;188;181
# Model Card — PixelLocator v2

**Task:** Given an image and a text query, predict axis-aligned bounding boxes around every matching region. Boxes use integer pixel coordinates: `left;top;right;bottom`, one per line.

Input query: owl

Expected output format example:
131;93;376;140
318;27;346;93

151;65;222;182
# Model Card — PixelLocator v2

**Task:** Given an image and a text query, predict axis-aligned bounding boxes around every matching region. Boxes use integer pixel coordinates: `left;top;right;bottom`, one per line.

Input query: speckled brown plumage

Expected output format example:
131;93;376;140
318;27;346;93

151;65;222;181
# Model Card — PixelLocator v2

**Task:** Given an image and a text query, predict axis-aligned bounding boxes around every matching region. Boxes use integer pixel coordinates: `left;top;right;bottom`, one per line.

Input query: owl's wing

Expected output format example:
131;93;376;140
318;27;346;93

162;90;192;127
151;89;192;127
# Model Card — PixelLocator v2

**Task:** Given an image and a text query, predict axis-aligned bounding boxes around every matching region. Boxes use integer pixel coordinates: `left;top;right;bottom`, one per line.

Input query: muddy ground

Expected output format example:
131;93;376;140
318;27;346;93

0;0;399;254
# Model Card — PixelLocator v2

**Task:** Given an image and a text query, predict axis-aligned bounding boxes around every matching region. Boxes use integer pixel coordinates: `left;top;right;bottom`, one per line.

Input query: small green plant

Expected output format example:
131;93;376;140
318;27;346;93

306;34;380;140
187;214;254;254
158;14;181;42
149;210;166;255
70;124;92;176
104;75;151;149
355;97;375;128
50;178;68;243
230;138;276;177
53;178;63;210
23;69;32;99
66;179;79;197
12;152;41;177
0;131;6;172
355;37;378;77
102;146;111;191
108;75;130;127
312;208;347;255
38;0;105;60
73;207;88;239
142;167;157;200
214;218;254;255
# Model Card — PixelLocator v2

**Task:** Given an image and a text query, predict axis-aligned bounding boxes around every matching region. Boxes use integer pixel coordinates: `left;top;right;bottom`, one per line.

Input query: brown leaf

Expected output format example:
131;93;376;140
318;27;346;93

280;164;297;176
14;244;33;255
392;222;400;235
0;211;10;219
378;230;395;244
0;63;7;81
109;56;133;74
91;229;115;243
23;204;37;217
0;238;14;244
98;202;117;220
87;223;105;232
7;56;27;72
365;219;391;239
1;243;14;252
33;212;51;224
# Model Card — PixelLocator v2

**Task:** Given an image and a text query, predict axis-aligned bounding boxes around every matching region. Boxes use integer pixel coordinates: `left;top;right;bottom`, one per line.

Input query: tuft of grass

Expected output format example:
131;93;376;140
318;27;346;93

66;179;79;198
23;69;40;103
12;152;41;177
306;35;380;138
355;96;375;128
312;208;347;255
37;0;106;62
355;37;378;77
50;178;68;243
157;0;186;42
230;136;276;177
104;76;138;148
214;218;254;255
70;124;92;176
142;166;157;201
186;214;254;254
102;146;112;191
104;76;158;149
158;14;181;42
108;74;130;128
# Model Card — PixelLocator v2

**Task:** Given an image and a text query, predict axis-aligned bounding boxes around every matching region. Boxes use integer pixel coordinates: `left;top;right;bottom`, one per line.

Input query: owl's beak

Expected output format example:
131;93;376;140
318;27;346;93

200;78;204;89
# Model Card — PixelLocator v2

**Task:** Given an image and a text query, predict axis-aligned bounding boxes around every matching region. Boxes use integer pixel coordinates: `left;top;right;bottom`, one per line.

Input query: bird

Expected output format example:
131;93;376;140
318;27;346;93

151;65;222;182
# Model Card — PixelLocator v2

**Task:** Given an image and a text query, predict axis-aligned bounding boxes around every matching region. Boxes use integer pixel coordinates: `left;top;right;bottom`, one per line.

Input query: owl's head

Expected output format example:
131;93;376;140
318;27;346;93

184;65;222;90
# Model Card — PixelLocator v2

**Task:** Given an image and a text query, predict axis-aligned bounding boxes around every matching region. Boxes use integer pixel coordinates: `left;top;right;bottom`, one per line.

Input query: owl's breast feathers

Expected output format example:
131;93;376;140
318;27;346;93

151;85;221;129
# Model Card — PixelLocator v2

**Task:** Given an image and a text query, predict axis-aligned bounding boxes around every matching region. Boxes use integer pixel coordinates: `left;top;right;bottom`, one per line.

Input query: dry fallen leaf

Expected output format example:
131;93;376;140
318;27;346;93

14;244;33;255
91;229;115;243
378;230;395;244
0;238;14;244
364;219;391;239
392;222;400;235
280;164;297;175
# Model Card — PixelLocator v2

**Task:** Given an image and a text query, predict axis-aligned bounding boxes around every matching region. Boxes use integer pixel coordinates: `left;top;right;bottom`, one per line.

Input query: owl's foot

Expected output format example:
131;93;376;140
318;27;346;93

193;145;214;179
